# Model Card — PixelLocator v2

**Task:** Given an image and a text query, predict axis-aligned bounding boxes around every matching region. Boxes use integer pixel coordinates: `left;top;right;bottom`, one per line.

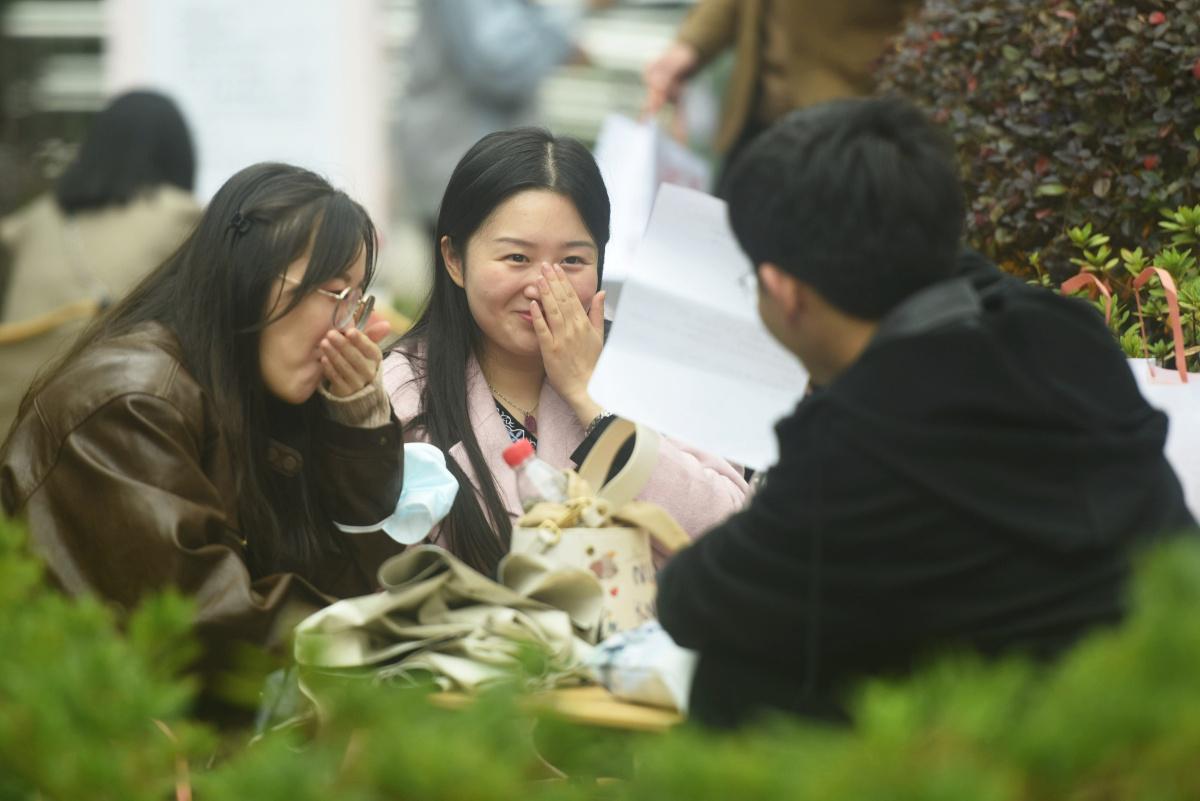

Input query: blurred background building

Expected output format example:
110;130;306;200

1;0;718;315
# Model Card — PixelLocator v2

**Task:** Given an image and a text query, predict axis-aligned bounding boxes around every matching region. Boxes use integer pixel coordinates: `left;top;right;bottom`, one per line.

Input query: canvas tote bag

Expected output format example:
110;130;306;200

510;419;691;640
294;545;605;692
1124;266;1200;516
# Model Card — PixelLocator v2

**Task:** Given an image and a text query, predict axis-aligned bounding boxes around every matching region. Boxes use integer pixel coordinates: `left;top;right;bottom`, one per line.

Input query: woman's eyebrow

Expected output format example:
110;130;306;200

562;240;597;251
492;236;596;251
494;236;535;247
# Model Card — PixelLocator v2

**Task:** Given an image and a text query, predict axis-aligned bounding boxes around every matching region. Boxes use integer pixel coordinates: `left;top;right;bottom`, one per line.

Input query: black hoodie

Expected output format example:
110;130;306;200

657;254;1196;728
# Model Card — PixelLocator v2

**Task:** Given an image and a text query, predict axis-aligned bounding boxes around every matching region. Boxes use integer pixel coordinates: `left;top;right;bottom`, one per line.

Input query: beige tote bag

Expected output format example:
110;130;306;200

510;419;690;640
294;545;604;692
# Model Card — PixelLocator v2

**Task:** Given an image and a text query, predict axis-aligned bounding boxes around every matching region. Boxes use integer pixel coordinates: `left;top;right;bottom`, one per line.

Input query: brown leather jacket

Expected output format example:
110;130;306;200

0;323;405;681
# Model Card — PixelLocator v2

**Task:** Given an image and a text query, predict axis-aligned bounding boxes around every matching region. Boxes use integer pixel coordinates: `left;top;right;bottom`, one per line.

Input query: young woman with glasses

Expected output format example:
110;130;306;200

0;162;404;716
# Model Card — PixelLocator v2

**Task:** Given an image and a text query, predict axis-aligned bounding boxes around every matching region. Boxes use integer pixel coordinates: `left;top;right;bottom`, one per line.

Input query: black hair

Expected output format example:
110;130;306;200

724;97;965;319
397;127;610;575
16;162;377;577
55;90;195;215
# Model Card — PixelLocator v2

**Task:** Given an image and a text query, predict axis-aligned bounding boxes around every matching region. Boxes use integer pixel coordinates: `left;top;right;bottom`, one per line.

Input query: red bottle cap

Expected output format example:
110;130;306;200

502;439;534;467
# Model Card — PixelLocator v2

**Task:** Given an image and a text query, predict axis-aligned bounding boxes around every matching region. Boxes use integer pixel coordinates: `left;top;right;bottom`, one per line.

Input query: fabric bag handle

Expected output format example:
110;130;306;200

1131;266;1189;383
1061;271;1114;324
577;418;659;509
612;501;691;554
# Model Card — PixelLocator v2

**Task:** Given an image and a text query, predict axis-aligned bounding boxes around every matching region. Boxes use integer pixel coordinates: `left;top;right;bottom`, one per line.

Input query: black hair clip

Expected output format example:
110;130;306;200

229;211;253;236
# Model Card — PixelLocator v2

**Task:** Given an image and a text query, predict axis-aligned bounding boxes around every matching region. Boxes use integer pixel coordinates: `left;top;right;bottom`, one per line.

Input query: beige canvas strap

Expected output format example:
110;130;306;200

576;418;659;509
612;501;691;554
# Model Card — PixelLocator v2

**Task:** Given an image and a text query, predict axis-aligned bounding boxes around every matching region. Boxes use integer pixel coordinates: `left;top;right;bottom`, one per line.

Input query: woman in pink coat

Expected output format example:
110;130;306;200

383;128;747;574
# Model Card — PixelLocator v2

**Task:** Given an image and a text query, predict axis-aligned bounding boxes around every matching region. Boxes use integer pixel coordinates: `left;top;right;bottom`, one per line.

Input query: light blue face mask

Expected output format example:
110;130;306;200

334;443;459;545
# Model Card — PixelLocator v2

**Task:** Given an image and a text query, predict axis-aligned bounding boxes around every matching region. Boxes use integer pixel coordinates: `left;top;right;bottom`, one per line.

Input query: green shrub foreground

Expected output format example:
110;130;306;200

2;516;1200;800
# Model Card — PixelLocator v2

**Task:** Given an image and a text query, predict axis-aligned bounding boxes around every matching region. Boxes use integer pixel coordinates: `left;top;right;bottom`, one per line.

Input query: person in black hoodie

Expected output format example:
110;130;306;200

656;97;1196;729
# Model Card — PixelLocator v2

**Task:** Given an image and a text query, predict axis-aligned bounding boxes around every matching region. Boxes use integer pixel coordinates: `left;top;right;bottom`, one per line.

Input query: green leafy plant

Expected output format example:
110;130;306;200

1067;222;1117;274
1159;203;1200;246
3;514;1200;799
877;0;1200;281
0;517;211;801
1058;206;1200;371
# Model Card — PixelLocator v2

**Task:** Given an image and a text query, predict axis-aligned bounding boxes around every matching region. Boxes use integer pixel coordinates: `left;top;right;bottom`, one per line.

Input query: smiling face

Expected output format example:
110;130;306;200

443;189;599;361
258;247;368;404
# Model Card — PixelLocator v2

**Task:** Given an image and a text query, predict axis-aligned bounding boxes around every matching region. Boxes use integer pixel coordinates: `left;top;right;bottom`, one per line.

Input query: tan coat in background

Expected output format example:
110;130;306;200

0;185;200;322
678;0;922;153
0;187;200;434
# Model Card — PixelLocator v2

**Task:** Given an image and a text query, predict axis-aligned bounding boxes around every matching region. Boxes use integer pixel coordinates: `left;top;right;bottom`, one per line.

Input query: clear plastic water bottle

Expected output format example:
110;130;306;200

503;439;568;510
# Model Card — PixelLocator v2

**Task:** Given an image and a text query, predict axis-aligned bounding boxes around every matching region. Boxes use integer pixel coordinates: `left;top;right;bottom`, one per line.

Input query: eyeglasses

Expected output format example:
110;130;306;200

282;276;375;331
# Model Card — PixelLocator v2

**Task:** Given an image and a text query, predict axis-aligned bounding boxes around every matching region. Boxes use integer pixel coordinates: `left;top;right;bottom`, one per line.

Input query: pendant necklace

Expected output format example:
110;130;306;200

490;385;539;435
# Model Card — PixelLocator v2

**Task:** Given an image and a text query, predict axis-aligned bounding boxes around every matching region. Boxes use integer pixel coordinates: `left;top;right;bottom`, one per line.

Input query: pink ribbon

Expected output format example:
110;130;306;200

1061;271;1114;324
1132;266;1189;383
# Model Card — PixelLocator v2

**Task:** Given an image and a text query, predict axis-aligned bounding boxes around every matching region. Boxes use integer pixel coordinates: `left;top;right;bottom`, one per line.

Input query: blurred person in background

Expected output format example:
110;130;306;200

397;0;614;239
641;0;922;179
0;90;201;322
0;90;201;434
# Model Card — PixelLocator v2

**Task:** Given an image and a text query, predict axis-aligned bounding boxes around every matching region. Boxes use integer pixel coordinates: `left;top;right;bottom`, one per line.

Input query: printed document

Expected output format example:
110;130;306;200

590;184;808;470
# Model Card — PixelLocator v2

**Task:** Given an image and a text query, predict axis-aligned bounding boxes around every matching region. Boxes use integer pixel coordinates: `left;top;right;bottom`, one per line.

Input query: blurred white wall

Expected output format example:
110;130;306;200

7;0;702;310
106;0;389;228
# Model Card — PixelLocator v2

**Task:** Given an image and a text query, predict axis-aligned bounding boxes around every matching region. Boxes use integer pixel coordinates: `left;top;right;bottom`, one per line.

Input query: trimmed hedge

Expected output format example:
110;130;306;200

2;516;1200;799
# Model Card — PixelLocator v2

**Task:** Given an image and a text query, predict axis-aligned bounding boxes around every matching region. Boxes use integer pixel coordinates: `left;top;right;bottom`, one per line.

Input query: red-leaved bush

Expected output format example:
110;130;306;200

877;0;1200;281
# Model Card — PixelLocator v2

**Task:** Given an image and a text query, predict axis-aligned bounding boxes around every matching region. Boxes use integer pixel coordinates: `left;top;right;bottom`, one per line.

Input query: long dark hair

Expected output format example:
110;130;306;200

14;162;377;577
55;90;195;215
398;128;610;575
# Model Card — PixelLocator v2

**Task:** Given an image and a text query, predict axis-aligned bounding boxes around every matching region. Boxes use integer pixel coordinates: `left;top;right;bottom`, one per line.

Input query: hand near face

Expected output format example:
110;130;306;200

530;262;606;415
319;312;391;397
642;41;699;118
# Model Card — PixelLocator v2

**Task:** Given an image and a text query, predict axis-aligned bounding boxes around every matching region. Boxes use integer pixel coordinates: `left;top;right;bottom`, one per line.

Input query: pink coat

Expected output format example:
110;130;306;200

382;350;749;553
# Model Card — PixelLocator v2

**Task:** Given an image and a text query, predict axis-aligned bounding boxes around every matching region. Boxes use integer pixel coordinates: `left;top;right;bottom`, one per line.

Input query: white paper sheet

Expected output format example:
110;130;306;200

593;115;710;289
590;184;808;470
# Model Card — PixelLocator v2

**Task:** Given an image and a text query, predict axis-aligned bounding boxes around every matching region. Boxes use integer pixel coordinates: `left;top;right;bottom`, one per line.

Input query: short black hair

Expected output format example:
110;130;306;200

725;97;964;319
55;90;195;215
